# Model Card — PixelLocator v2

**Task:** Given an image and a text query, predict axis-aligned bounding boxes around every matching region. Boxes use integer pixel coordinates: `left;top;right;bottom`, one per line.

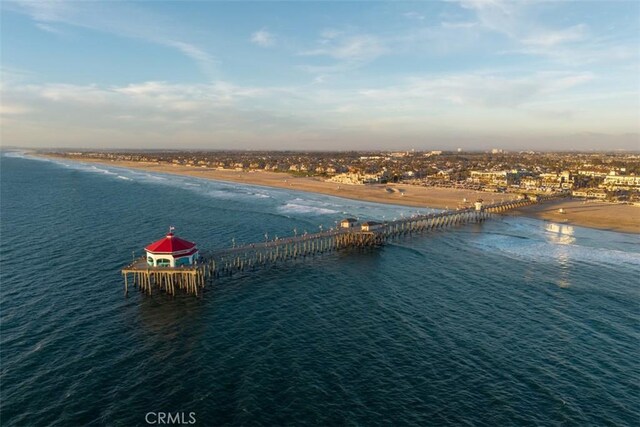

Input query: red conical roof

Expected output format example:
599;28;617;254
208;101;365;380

145;232;197;254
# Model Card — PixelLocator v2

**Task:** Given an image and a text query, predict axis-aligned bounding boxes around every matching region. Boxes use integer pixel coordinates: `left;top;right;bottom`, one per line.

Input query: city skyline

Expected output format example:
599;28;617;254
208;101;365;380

1;0;639;150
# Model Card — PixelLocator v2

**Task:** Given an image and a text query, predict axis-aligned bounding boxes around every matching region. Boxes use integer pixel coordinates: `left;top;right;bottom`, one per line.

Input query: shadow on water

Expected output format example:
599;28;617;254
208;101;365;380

133;294;208;337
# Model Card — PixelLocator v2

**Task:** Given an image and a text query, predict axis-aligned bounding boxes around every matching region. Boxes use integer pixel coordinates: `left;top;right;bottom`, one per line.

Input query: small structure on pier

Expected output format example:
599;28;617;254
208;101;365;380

340;218;358;228
144;227;199;267
361;221;383;232
474;199;484;211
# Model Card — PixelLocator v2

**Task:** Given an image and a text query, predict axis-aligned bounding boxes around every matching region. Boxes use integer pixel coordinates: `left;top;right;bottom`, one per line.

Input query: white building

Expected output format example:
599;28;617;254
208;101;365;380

603;174;640;190
145;229;199;267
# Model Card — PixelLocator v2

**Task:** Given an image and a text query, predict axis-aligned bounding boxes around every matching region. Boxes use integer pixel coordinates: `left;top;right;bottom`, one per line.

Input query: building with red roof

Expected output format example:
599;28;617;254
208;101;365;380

145;228;199;267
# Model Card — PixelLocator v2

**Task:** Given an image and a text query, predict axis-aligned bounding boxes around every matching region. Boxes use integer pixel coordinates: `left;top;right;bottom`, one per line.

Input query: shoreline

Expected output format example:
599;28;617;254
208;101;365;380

37;153;640;234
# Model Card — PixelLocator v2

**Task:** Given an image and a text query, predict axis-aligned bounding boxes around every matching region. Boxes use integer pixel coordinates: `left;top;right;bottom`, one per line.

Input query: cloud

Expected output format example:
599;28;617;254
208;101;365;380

357;71;595;109
0;103;32;115
521;24;587;47
302;34;386;61
164;41;217;73
37;83;113;104
455;1;588;48
403;11;425;21
35;23;65;35
250;29;275;47
1;78;322;148
2;73;637;150
5;0;217;77
445;0;640;70
441;21;477;29
298;31;388;83
457;0;522;36
6;80;298;117
320;29;342;40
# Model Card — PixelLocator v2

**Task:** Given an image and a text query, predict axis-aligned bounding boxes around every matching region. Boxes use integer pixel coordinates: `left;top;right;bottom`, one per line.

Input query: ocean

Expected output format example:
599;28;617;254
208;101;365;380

1;152;638;426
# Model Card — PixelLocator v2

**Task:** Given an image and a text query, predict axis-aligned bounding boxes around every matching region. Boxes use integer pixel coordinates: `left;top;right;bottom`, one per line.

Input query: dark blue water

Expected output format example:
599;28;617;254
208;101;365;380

1;153;639;426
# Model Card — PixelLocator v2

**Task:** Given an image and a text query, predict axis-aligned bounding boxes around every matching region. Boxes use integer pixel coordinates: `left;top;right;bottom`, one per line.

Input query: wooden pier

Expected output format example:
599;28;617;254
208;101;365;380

121;196;554;296
121;258;207;296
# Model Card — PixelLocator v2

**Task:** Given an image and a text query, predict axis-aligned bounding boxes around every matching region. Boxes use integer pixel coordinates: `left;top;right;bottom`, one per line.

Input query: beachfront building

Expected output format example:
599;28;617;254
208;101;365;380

539;171;574;190
145;229;199;267
328;172;387;185
469;170;519;187
602;173;640;190
520;176;541;190
572;189;608;199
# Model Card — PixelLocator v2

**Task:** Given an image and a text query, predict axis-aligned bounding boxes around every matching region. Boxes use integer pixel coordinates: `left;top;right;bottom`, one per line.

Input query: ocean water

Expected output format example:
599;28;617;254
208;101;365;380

1;152;638;426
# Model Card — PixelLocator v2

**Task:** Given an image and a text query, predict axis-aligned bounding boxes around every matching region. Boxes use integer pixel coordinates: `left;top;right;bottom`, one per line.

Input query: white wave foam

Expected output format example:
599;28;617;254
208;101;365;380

249;192;271;199
278;203;339;215
474;233;640;267
117;176;132;181
87;166;116;175
2;151;51;162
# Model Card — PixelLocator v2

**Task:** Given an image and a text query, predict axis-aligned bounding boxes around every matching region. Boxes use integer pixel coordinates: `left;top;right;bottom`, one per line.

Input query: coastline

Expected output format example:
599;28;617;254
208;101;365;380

38;154;640;234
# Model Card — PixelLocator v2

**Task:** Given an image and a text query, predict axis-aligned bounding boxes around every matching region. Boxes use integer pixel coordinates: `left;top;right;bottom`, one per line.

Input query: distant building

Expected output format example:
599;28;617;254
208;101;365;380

423;151;442;157
145;229;199;267
577;169;609;178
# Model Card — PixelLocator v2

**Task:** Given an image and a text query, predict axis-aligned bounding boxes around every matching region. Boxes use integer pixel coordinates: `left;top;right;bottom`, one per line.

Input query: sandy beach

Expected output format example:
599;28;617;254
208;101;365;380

42;154;640;234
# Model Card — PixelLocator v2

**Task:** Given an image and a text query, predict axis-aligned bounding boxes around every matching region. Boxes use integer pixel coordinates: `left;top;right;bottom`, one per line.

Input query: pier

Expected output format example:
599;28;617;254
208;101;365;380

121;196;553;296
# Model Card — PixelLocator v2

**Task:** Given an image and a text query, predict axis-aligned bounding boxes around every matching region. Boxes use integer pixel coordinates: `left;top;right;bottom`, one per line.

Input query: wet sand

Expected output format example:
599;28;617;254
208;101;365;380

41;155;639;233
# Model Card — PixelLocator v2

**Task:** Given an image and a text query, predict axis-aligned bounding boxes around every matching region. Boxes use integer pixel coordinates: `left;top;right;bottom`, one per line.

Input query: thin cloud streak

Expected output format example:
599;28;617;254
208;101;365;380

5;0;218;77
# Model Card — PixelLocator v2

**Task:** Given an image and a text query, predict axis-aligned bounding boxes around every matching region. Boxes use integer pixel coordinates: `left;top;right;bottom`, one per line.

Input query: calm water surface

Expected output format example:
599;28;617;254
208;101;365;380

1;153;639;426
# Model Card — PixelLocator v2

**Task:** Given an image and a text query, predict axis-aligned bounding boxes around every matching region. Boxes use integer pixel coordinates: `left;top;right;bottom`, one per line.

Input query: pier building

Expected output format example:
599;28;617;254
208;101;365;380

144;228;199;267
361;221;383;231
340;218;358;228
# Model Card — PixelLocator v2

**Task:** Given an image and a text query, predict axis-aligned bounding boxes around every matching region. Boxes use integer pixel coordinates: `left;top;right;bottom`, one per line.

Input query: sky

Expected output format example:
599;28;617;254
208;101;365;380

1;0;639;151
